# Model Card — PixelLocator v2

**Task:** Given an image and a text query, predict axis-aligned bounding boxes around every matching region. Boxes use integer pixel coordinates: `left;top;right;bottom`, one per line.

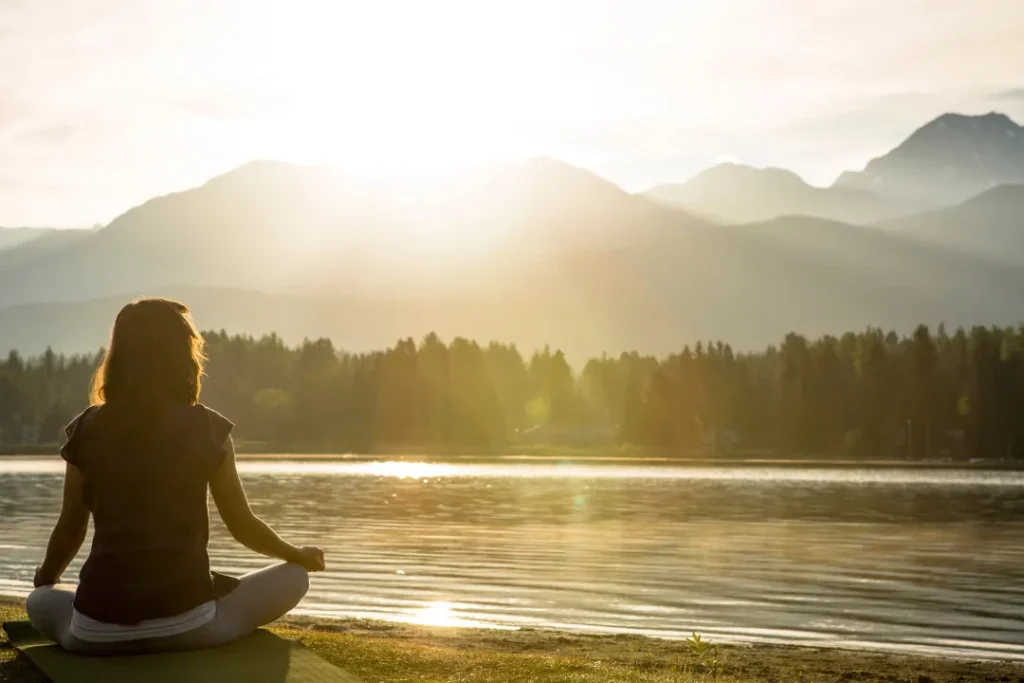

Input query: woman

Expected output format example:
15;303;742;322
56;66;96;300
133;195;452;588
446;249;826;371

25;298;325;654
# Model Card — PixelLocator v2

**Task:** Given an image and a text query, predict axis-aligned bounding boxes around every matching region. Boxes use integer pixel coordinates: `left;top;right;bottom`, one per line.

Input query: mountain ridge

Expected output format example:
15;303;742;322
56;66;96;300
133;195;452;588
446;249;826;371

644;162;921;224
4;209;1024;356
0;157;706;310
881;183;1024;263
4;113;1024;357
834;111;1024;204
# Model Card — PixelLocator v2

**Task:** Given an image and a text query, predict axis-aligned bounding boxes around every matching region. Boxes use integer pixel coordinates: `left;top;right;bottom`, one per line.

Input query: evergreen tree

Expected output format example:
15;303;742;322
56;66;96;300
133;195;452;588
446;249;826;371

4;322;1024;459
908;325;937;459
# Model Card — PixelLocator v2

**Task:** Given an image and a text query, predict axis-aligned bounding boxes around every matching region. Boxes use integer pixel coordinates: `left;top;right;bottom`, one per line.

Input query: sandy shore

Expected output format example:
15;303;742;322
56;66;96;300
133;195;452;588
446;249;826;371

2;600;1021;682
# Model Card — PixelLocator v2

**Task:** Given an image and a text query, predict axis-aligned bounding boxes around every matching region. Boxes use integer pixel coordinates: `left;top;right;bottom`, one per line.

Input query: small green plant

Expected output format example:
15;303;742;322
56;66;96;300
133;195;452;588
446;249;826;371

686;632;724;680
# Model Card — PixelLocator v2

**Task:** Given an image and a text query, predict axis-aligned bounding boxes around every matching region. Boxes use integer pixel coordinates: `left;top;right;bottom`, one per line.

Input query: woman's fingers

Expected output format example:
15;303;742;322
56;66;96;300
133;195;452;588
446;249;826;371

299;546;326;571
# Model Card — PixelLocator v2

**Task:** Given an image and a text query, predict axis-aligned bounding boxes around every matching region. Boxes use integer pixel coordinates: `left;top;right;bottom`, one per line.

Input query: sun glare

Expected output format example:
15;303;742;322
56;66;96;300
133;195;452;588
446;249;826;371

229;1;565;178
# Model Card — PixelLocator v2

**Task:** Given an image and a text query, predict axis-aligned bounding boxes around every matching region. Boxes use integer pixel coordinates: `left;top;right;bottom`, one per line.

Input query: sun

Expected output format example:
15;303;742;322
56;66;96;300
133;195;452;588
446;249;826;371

218;1;572;178
197;1;604;254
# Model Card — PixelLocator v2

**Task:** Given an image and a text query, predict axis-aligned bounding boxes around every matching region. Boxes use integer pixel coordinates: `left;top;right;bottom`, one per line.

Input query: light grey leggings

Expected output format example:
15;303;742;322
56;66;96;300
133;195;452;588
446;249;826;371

25;562;309;655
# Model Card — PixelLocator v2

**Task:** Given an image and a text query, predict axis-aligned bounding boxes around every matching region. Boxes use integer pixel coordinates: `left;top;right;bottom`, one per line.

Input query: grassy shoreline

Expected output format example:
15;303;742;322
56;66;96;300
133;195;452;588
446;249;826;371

2;601;1021;682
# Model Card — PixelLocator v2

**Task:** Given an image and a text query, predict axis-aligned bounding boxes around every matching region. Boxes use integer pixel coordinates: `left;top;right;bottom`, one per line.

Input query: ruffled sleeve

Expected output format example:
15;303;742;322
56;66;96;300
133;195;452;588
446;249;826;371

60;406;99;469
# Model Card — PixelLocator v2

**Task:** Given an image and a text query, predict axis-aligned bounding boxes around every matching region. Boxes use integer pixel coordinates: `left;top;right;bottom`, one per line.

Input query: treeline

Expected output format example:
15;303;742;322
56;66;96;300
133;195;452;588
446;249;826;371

2;324;1024;459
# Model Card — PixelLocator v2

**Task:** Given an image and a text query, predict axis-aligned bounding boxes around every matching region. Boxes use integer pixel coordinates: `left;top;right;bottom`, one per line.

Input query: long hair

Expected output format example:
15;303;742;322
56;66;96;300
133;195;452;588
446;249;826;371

90;298;206;408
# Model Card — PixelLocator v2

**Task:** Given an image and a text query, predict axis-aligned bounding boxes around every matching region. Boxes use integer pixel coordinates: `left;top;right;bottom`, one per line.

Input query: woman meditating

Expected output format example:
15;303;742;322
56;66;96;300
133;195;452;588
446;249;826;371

25;298;325;654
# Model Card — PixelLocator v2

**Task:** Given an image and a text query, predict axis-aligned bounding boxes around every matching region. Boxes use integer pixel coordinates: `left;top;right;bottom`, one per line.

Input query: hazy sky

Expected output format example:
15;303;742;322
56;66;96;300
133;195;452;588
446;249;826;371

2;0;1024;226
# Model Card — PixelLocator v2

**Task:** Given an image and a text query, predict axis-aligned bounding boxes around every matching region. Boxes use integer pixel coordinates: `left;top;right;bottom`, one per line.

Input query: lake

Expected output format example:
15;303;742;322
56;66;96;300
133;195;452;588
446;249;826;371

1;458;1023;660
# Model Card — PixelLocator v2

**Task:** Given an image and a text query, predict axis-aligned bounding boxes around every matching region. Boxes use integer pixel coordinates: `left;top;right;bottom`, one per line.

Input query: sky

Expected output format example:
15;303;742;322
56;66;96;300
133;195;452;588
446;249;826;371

2;0;1024;227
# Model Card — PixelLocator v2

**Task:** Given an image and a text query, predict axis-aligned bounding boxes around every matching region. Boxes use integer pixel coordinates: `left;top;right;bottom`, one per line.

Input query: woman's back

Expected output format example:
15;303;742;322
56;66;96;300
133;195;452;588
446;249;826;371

64;402;234;624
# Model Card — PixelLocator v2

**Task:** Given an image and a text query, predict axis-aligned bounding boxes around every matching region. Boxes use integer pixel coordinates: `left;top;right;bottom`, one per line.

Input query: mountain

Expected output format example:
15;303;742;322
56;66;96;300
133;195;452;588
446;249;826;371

645;163;920;224
546;216;1024;348
835;112;1024;204
0;159;704;309
5;213;1024;358
880;184;1024;263
0;228;94;272
6;154;1024;358
0;227;58;252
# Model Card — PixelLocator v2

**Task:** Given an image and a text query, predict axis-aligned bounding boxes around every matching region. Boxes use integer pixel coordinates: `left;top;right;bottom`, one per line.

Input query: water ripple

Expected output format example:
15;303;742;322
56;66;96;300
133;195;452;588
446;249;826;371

1;458;1022;660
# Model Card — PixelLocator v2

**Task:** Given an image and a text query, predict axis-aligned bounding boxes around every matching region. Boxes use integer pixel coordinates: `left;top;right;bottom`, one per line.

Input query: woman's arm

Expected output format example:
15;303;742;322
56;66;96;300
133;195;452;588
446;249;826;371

35;462;90;587
210;437;325;571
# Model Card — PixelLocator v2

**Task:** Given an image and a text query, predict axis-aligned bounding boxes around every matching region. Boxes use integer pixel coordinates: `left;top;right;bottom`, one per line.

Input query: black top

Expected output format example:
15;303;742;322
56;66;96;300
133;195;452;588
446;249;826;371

60;403;235;624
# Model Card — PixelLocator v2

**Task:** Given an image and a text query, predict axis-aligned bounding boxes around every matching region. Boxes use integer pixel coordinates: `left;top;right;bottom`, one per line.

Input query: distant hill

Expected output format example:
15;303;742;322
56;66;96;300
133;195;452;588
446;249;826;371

5;214;1024;358
0;228;94;272
645;163;920;224
0;159;704;309
0;227;58;252
546;215;1024;349
881;184;1024;263
835;112;1024;204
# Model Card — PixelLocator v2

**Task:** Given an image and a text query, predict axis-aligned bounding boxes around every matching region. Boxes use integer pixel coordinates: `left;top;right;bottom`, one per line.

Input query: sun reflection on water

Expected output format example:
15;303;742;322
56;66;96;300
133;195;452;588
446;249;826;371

407;601;517;630
411;601;460;626
362;461;457;479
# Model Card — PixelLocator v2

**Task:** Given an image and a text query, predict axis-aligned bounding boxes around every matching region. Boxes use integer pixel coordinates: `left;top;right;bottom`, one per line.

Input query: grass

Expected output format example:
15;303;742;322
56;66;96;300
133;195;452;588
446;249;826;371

2;603;1022;683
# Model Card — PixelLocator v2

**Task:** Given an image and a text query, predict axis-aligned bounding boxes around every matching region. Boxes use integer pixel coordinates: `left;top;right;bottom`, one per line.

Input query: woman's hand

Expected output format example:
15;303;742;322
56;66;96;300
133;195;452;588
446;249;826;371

293;546;326;572
34;566;59;588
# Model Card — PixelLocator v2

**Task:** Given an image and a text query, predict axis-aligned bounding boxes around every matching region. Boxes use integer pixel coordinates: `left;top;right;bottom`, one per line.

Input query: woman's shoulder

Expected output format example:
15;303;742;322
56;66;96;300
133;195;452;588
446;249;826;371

64;405;102;440
194;404;231;422
61;405;103;466
193;404;233;427
193;404;235;444
159;404;235;465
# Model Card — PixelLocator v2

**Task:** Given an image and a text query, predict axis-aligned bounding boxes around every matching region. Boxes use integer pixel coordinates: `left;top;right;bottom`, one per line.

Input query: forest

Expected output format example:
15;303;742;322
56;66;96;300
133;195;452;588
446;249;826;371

1;323;1023;460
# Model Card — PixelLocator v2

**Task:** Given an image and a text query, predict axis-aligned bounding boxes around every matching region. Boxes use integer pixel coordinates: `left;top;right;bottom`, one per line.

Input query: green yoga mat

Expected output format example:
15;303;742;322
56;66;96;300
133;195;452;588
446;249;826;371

3;621;360;683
